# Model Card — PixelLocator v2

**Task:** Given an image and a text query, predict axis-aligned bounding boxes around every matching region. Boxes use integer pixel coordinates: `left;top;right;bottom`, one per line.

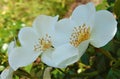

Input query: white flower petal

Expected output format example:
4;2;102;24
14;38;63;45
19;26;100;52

41;43;79;68
78;40;90;57
71;2;95;27
18;27;38;49
54;19;76;47
9;47;41;70
53;43;80;68
90;10;117;48
33;15;58;36
0;67;13;79
41;50;54;67
8;41;15;56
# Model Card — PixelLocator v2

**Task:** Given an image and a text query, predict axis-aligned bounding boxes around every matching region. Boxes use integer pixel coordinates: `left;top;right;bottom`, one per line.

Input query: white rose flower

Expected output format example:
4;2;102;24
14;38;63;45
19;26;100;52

0;42;15;79
48;2;117;67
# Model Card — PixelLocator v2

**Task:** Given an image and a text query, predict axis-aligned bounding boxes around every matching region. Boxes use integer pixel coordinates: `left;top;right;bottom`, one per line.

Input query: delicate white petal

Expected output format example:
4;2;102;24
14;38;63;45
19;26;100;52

54;18;77;47
41;43;79;68
53;43;79;68
78;40;90;57
70;2;95;27
9;47;41;70
90;10;117;48
0;67;13;79
33;15;59;36
41;49;54;67
18;27;39;49
8;41;15;56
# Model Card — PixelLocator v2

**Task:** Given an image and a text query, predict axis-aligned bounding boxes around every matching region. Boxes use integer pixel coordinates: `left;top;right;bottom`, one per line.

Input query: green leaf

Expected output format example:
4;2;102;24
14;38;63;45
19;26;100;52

107;68;120;79
114;0;120;18
95;54;107;72
81;53;89;65
96;0;108;10
24;64;32;73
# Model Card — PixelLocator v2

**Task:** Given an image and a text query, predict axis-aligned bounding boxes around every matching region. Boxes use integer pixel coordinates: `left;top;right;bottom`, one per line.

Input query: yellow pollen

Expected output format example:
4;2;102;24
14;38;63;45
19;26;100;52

34;34;53;52
70;24;90;47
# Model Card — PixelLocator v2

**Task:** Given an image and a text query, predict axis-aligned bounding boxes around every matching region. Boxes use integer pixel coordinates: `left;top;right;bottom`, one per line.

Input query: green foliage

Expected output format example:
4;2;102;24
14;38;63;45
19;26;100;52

114;0;120;18
0;0;120;79
107;68;120;79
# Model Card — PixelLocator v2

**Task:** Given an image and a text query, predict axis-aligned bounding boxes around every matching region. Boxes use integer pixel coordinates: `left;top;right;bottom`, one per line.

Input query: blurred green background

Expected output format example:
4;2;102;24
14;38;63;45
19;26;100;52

0;0;120;79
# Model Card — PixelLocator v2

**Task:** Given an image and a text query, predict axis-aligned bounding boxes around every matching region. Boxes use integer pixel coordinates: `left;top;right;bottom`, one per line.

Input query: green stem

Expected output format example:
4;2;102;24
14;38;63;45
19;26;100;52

95;48;116;61
57;68;65;74
114;40;120;44
71;71;99;78
14;68;34;79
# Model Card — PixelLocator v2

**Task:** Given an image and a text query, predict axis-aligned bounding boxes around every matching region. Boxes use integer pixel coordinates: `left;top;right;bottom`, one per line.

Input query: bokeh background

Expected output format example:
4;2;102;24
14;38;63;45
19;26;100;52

0;0;120;79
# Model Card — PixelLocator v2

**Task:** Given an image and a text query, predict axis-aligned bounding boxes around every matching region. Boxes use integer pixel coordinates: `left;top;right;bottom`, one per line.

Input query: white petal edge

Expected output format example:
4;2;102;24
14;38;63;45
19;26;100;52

78;40;90;57
33;15;59;36
9;47;41;70
8;41;15;56
0;67;13;79
41;49;54;67
70;2;96;27
90;10;117;48
41;43;79;68
18;27;39;49
54;18;77;47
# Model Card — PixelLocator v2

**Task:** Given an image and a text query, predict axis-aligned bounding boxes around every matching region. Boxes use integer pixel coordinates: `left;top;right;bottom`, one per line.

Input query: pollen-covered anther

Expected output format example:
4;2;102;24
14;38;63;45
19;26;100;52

34;34;53;52
70;25;90;47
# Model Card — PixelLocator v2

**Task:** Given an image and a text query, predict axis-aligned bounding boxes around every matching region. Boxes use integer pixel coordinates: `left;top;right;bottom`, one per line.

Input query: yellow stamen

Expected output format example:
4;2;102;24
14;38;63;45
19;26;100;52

34;34;53;52
70;24;90;47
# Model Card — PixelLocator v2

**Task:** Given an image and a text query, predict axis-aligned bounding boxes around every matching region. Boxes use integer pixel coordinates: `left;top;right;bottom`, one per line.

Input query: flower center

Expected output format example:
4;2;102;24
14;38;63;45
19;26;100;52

34;34;53;52
70;24;90;47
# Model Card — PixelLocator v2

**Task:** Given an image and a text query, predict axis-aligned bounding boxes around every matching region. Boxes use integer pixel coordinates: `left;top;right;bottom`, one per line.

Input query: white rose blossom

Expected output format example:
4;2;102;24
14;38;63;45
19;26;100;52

9;15;80;69
8;2;117;69
44;2;117;67
0;42;15;79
